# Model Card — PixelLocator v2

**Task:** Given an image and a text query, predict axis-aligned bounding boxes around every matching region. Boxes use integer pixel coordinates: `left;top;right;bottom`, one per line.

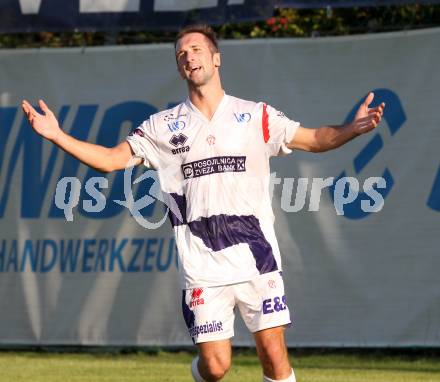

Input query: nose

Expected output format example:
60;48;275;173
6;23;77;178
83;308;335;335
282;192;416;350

185;50;197;63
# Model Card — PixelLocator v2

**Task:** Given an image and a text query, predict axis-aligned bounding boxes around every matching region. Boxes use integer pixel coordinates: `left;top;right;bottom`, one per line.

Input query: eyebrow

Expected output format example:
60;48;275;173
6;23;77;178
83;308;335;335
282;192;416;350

176;43;203;56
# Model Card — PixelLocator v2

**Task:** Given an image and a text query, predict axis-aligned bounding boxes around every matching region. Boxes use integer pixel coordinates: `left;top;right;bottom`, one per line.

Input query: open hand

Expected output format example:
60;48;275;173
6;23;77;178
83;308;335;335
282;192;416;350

352;92;385;135
22;99;62;142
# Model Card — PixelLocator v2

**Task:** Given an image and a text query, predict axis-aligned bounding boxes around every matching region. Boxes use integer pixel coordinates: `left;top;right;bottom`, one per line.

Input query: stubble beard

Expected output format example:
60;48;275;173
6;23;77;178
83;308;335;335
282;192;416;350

186;70;211;90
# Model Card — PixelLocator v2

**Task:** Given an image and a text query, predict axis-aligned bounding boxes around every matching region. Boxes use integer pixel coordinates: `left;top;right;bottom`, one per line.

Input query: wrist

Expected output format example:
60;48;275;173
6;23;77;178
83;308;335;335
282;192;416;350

346;121;361;137
50;126;64;145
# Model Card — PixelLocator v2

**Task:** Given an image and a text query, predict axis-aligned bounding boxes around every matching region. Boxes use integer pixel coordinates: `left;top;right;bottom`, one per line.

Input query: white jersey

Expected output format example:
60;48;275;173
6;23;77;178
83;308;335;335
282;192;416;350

126;94;299;288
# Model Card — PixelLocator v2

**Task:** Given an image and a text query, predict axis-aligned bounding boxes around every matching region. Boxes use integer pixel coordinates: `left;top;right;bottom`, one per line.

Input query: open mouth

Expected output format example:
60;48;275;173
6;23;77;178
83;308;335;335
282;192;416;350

189;66;201;74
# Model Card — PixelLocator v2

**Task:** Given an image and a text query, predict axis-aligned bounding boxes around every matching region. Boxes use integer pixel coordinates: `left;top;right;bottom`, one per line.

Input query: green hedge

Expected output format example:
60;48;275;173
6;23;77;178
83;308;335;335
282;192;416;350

1;5;439;48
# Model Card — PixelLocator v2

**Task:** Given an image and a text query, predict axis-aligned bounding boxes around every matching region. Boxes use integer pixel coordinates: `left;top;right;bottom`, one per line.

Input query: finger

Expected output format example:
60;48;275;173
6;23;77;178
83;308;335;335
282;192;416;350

21;100;30;114
364;92;374;108
368;105;384;118
22;100;38;116
359;114;377;123
21;103;34;120
21;102;29;115
38;99;51;115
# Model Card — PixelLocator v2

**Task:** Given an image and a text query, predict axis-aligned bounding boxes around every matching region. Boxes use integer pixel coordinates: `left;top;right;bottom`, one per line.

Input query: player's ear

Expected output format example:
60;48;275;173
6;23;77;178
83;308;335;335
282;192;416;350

213;52;221;68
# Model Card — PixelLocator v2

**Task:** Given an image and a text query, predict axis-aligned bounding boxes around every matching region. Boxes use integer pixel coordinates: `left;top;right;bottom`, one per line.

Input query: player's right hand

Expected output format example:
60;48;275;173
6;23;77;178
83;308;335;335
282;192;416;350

22;99;62;142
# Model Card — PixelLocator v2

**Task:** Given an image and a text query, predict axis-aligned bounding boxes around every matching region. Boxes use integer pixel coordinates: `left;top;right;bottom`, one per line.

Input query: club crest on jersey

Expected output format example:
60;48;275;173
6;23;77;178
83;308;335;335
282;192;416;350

206;135;216;146
190;288;204;307
233;112;251;123
169;133;190;155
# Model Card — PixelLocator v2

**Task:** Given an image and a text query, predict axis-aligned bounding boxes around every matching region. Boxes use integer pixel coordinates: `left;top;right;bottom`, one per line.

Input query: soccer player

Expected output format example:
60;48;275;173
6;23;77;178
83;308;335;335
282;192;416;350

22;24;384;382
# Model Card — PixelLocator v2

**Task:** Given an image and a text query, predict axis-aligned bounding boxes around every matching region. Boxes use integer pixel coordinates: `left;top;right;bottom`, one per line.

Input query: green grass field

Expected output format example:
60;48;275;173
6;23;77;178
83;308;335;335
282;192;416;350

1;350;439;382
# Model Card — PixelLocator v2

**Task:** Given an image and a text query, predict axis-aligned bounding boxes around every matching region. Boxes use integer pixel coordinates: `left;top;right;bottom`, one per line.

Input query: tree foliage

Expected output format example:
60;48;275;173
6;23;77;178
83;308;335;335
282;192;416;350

0;4;439;48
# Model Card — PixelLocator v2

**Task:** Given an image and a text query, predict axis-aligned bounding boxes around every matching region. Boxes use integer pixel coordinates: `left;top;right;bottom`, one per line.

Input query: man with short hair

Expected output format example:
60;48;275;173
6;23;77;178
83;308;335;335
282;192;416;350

22;24;384;382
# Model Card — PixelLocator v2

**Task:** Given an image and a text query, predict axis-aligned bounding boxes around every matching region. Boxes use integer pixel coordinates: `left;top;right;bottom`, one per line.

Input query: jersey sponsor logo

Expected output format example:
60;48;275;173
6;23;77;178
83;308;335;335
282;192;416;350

190;287;204;307
234;112;251;123
263;295;287;314
169;133;188;147
182;156;246;179
268;279;276;289
188;320;223;337
168;120;186;132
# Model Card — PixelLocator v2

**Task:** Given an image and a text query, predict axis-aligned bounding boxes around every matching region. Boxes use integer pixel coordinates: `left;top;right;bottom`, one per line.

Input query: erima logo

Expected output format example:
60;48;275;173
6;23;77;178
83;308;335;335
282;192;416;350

169;133;188;147
234;112;251;123
190;288;204;308
170;133;190;155
191;288;203;299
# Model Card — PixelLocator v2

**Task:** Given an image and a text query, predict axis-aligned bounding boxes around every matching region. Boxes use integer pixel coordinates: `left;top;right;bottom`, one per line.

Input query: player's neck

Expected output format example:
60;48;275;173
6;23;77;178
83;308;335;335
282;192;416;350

187;79;224;121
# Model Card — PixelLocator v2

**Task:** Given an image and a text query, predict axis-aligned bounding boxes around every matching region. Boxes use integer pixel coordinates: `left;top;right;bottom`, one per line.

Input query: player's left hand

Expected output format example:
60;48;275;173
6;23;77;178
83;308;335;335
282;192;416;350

352;92;385;135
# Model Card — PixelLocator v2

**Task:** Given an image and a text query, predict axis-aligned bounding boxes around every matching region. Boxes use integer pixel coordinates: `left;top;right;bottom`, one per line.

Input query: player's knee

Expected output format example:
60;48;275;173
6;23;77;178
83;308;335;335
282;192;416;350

199;354;231;381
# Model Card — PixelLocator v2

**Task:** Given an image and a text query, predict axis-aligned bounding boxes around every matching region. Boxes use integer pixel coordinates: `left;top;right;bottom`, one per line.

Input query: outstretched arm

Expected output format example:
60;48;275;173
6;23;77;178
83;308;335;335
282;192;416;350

22;99;141;172
287;92;385;153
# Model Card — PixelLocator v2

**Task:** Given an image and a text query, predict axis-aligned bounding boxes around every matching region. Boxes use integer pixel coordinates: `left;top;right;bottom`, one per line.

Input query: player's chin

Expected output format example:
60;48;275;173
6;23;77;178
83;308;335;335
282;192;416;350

187;77;207;87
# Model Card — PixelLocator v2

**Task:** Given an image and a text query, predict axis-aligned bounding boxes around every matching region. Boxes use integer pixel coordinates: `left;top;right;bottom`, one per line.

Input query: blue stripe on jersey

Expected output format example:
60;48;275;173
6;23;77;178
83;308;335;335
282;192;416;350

167;193;278;274
181;290;196;344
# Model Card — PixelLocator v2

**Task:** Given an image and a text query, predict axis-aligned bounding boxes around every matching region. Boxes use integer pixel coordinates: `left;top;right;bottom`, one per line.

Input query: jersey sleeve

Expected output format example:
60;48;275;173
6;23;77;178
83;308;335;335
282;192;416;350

261;103;300;157
126;118;160;169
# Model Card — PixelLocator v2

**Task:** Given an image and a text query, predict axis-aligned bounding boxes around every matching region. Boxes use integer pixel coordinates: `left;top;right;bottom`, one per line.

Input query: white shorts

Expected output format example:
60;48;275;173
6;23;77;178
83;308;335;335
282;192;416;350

181;271;292;344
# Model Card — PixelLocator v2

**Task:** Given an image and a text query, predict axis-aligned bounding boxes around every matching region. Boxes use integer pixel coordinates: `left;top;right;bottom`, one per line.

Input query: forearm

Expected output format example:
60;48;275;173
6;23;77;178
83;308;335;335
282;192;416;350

52;131;125;173
314;123;358;152
288;94;384;153
22;99;134;171
289;123;359;153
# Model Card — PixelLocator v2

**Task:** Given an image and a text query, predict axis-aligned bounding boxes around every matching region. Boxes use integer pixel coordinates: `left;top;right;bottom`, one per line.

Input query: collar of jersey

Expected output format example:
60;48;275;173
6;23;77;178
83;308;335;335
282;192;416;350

184;92;229;123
